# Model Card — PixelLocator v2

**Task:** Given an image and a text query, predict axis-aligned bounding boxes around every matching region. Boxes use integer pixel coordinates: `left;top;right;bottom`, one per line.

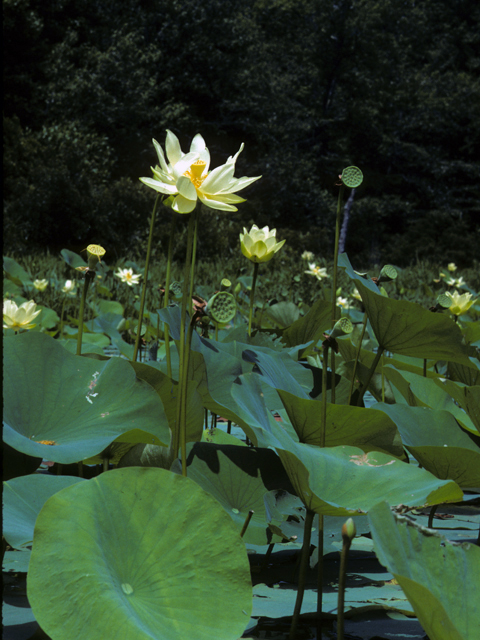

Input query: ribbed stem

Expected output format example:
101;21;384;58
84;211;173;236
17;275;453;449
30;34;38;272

248;262;259;337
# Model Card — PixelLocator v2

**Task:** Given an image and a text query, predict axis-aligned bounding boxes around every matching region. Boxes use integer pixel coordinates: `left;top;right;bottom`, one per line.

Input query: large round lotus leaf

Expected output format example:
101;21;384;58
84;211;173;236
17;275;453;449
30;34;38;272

3;332;170;463
369;501;480;639
3;474;85;550
28;467;252;640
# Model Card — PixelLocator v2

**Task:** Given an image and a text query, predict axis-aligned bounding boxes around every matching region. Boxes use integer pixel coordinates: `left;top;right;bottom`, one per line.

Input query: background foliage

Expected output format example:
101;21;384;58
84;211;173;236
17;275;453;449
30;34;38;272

4;0;480;265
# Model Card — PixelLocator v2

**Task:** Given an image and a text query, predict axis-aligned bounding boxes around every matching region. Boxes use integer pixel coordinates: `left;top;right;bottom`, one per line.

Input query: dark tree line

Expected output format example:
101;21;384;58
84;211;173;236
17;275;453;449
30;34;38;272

4;0;480;265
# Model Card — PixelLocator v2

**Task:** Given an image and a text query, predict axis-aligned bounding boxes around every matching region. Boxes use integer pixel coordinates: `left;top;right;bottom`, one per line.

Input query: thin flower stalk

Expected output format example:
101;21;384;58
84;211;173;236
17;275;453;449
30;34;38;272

133;195;161;362
76;273;94;355
356;346;385;406
248;262;259;337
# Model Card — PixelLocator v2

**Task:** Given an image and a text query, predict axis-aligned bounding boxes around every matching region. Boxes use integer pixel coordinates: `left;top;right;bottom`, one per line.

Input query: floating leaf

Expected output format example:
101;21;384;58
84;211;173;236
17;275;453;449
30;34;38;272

3;474;85;551
28;467;252;640
369;501;480;640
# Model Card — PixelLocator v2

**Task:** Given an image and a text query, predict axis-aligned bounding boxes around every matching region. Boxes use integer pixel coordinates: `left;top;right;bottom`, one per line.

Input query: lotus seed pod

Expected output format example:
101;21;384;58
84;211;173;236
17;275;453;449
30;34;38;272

341;518;356;543
341;166;363;188
220;278;232;291
205;291;236;324
378;264;398;283
86;244;106;270
330;317;353;339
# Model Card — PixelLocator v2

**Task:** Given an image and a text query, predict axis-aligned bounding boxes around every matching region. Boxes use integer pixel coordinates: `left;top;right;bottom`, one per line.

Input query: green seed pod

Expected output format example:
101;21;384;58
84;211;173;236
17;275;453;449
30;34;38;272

341;166;363;188
220;278;232;291
330;317;354;339
378;264;398;283
205;291;236;324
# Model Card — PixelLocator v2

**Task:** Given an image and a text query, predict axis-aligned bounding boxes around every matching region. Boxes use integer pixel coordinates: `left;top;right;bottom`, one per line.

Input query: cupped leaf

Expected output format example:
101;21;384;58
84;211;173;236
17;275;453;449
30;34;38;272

277;389;403;457
3;332;170;463
276;439;463;516
60;248;87;269
373;403;480;487
369;501;480;640
3;256;32;286
282;298;333;354
265;301;301;328
28;467;252;640
174;442;295;545
231;374;463;514
3;474;85;551
354;279;471;364
383;366;479;434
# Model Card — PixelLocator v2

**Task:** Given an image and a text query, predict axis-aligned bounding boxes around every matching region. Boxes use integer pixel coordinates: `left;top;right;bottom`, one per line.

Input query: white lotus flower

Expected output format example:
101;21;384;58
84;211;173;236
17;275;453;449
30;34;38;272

3;299;41;330
140;131;261;214
115;268;141;286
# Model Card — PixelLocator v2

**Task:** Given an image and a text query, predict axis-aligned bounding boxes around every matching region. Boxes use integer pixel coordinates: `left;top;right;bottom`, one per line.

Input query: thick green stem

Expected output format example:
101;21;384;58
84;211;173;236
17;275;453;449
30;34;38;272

331;184;345;327
179;318;195;477
356;346;385;407
248;262;259;337
289;508;315;640
76;272;93;356
348;313;368;405
171;212;196;464
188;211;199;315
163;212;177;378
133;195;161;362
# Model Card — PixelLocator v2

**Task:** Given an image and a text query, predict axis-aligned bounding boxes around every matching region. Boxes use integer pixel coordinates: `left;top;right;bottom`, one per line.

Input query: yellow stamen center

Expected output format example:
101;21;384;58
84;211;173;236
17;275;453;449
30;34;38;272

184;159;207;188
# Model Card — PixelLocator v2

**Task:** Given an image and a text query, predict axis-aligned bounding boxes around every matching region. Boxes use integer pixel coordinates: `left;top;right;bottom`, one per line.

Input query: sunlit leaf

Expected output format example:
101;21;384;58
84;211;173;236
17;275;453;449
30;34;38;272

28;467;252;640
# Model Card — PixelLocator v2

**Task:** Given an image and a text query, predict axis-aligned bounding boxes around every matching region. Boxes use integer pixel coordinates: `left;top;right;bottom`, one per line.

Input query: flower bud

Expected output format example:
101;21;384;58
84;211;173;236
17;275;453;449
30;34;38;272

341;518;356;543
240;225;285;263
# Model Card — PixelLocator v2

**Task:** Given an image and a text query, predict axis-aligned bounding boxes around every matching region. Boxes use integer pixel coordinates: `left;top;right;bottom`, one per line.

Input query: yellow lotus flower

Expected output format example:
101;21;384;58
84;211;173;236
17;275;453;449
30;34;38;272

304;263;330;280
240;225;286;263
336;296;352;309
447;263;457;272
351;288;362;301
115;268;141;286
33;279;48;291
445;290;476;316
3;299;41;330
140;131;261;214
445;276;466;288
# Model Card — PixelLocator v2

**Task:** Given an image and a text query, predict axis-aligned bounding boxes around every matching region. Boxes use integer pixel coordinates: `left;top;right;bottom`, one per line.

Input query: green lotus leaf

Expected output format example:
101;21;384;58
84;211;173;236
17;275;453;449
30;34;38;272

60;248;87;269
3;474;85;551
3;256;32;286
282;298;333;355
129;361;204;444
231;374;463;514
383;366;479;434
3;332;170;463
354;279;471;364
277;389;403;457
448;359;480;386
95;299;124;316
175;442;294;545
265;301;301;328
368;501;480;640
27;467;252;640
372;403;480;487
